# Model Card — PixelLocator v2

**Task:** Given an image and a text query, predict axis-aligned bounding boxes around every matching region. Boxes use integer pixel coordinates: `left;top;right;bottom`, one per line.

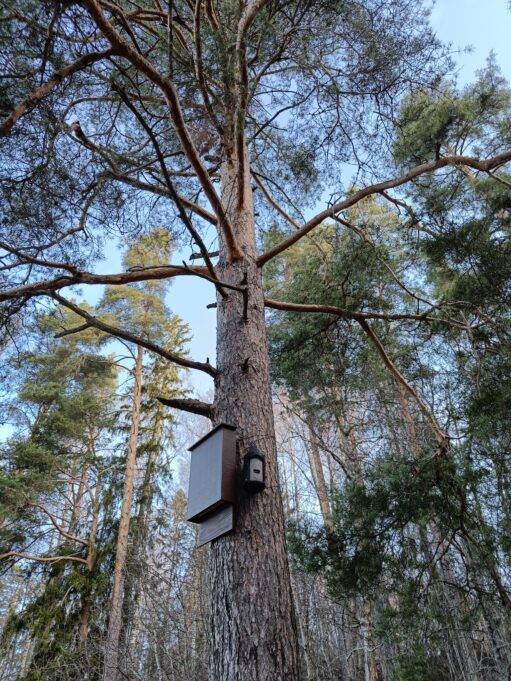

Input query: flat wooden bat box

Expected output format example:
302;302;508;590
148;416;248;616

186;423;237;524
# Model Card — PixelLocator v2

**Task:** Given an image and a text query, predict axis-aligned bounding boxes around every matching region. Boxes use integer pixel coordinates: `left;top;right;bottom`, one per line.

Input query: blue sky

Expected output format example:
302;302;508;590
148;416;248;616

431;0;511;82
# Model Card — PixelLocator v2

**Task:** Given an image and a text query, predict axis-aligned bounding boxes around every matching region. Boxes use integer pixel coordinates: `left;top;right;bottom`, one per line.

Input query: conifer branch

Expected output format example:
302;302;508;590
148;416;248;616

252;173;300;230
55;323;91;339
0;263;209;302
264;298;465;328
257;149;511;265
82;0;243;260
112;82;225;296
193;0;224;137
357;318;448;454
0;49;116;136
102;172;217;224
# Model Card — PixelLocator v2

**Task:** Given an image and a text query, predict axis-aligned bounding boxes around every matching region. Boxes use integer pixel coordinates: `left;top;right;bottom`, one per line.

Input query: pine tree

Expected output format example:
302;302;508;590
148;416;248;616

1;4;511;680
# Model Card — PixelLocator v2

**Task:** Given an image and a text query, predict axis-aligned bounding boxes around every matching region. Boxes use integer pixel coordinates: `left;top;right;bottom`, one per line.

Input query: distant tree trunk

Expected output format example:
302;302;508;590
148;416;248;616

209;145;300;680
332;411;382;681
307;426;334;531
69;459;89;535
121;420;161;662
103;345;143;681
78;470;102;645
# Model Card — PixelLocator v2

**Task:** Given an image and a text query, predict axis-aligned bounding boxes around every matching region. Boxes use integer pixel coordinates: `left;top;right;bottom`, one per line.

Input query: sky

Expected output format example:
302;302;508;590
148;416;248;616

431;0;511;81
48;0;511;398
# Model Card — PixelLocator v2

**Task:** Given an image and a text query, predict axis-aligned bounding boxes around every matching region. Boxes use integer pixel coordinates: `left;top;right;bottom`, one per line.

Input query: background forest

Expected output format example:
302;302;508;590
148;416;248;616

1;1;511;680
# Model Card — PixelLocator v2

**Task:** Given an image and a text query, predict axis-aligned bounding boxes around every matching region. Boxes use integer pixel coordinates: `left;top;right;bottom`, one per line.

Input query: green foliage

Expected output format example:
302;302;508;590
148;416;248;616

289;452;465;595
0;306;122;675
265;210;412;406
391;645;451;681
395;58;511;166
467;349;511;444
98;229;189;349
392;62;511;321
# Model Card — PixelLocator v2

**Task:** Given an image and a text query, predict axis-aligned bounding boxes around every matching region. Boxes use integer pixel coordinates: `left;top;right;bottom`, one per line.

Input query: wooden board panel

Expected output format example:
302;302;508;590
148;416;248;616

197;504;234;547
187;424;236;522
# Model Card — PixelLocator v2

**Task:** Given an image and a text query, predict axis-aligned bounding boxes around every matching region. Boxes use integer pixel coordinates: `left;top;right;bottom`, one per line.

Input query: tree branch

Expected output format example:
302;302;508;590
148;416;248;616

52;293;217;377
129;262;246;294
0;240;79;273
0;263;209;302
0;551;88;565
264;298;465;328
27;503;88;546
157;396;214;419
257;150;511;266
104;170;217;224
193;0;223;137
236;0;271;43
83;0;243;260
55;323;91;339
112;82;225;296
356;318;448;453
0;49;115;136
252;173;300;229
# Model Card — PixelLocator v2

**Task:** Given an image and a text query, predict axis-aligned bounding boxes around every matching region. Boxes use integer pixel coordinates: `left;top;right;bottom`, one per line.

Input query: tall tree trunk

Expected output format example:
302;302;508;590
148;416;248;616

102;345;143;681
208;147;300;680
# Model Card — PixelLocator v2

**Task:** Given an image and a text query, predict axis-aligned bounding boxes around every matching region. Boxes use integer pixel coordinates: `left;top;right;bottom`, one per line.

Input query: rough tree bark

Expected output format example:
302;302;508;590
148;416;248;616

103;344;143;681
208;144;300;681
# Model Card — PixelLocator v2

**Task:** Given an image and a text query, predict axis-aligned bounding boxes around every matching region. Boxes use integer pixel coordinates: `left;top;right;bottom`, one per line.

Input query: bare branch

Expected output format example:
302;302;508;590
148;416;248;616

157;396;214;419
54;323;91;339
0;551;88;565
0;263;209;303
104;171;217;224
264;298;465;328
189;250;219;260
357;318;448;453
252;173;300;229
52;293;218;377
0;240;79;274
14;226;85;253
27;503;88;546
129;262;246;294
